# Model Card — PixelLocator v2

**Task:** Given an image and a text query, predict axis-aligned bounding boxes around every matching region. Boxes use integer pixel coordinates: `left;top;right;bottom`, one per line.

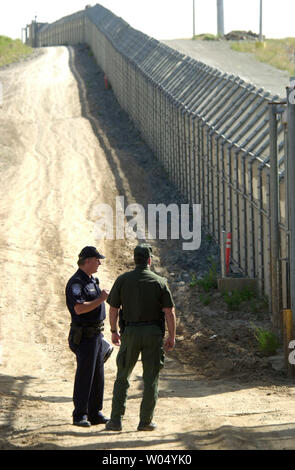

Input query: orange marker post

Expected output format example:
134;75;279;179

225;233;232;275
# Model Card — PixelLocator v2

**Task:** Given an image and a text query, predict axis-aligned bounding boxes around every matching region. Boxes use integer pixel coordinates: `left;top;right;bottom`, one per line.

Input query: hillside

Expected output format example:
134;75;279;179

0;36;33;67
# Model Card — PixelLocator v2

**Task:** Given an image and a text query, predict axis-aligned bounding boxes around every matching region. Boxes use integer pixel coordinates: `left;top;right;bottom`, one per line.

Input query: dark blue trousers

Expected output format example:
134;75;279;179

69;332;104;421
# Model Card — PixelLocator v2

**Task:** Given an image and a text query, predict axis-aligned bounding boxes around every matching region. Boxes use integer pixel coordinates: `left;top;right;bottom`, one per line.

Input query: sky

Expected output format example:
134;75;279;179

1;0;294;41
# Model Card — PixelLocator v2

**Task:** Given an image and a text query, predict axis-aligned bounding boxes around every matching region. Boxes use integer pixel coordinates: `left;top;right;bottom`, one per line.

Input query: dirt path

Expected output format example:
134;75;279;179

0;45;295;452
162;39;290;98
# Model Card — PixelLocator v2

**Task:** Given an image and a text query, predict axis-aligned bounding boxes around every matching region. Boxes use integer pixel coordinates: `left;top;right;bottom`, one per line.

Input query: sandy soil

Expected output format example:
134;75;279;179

0;45;295;452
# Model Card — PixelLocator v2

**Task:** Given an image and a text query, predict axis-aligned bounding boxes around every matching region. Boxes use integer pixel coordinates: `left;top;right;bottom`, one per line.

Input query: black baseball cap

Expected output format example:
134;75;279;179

134;243;152;261
78;246;105;260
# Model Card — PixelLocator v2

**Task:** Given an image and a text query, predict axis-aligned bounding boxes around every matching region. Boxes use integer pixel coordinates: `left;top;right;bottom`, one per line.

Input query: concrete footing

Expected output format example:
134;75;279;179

217;277;259;293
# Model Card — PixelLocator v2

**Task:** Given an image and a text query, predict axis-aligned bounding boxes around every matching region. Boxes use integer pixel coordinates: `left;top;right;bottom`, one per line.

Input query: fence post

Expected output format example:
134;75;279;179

287;86;295;332
269;102;280;330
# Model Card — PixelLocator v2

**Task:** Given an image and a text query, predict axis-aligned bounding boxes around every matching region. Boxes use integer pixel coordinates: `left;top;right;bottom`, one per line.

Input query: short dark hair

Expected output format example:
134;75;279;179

133;244;152;266
134;256;149;267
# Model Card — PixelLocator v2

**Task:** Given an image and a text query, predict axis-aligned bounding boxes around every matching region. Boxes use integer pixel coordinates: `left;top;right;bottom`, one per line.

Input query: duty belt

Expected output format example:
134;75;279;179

125;321;161;326
70;322;104;345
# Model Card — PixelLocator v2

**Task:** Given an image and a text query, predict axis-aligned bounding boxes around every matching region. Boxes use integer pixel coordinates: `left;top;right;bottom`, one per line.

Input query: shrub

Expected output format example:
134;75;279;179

223;287;256;310
251;322;280;355
196;261;218;292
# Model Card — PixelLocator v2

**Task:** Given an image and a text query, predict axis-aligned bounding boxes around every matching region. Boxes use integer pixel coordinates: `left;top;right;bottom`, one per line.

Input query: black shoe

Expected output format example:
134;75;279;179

73;415;91;427
137;421;157;431
105;419;122;431
89;412;110;425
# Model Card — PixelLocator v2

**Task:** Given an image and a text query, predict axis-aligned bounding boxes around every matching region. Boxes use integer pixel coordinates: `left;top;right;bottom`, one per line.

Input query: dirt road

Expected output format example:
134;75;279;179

0;45;295;452
162;39;290;98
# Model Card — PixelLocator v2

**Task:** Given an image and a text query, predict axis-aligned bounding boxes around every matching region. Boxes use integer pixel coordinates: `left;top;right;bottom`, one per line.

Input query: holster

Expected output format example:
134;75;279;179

70;322;104;345
119;309;125;334
71;324;83;345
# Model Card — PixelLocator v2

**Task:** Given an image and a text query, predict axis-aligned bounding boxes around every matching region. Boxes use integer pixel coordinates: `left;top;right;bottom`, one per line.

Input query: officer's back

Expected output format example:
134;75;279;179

105;243;176;432
113;267;171;323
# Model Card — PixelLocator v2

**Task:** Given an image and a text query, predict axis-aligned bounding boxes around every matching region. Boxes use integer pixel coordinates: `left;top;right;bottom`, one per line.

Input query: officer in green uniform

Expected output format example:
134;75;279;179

105;244;176;432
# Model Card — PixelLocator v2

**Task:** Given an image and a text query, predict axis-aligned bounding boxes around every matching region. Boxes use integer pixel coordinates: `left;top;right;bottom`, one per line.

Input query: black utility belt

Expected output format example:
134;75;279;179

125;321;161;327
72;322;104;329
70;322;104;345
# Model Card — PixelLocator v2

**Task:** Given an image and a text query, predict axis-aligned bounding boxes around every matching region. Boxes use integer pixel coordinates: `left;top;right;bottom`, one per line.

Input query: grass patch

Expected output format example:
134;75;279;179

222;286;268;313
193;33;218;41
200;293;211;305
251;322;280;355
223;287;256;310
0;36;33;67
190;258;218;292
189;273;198;288
230;37;295;75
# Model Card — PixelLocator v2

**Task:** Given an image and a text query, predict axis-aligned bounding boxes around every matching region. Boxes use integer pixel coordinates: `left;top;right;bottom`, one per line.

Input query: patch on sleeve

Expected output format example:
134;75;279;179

72;283;82;296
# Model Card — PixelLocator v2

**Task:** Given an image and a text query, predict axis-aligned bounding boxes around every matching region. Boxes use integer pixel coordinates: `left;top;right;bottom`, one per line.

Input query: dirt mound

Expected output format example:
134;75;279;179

168;278;283;382
224;30;263;41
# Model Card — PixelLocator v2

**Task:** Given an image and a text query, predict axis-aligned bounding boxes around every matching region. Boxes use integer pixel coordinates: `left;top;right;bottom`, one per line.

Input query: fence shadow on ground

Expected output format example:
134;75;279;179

1;369;295;450
3;421;295;450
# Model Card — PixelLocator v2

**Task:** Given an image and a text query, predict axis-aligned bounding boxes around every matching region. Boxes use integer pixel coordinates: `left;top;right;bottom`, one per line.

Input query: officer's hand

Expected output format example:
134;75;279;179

164;337;175;352
100;289;109;301
111;332;121;347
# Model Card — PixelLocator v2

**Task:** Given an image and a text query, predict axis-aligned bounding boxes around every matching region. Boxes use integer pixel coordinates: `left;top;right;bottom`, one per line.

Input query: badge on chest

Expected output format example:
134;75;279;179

86;282;98;298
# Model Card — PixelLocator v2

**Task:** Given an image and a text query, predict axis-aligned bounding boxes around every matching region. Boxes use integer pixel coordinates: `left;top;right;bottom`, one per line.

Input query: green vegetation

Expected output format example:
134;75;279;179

223;286;256;310
230;38;295;75
189;258;218;307
189;259;268;313
199;293;211;305
251;322;280;355
0;36;33;67
189;273;198;288
195;258;218;293
193;33;218;41
222;286;268;312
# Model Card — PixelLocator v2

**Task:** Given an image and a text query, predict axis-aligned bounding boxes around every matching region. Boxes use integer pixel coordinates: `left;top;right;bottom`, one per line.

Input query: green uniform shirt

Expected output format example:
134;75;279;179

107;266;174;323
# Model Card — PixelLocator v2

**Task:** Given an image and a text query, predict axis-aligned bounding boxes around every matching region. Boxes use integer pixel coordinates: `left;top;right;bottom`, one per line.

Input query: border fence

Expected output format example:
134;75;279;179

30;4;295;331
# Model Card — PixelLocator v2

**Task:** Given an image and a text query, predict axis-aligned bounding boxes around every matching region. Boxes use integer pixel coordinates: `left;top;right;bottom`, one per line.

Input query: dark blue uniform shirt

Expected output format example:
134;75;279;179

65;268;106;325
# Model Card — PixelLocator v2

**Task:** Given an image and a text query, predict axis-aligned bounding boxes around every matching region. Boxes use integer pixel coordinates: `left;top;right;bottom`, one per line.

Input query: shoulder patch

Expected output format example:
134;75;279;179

72;283;82;296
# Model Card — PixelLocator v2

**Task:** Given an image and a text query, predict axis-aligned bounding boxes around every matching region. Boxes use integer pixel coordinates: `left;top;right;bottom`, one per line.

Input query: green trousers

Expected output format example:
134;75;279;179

110;325;164;423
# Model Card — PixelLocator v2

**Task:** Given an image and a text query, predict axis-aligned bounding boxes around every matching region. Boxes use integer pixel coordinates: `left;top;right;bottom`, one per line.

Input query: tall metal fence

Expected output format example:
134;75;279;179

35;4;294;322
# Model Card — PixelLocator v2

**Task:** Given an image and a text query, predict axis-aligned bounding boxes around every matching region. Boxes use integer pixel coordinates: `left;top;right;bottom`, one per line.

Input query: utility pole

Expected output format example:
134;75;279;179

217;0;224;37
193;0;196;38
34;15;38;48
259;0;263;41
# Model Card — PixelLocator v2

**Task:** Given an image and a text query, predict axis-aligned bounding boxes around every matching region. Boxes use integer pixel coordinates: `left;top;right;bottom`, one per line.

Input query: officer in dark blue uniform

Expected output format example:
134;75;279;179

65;246;110;427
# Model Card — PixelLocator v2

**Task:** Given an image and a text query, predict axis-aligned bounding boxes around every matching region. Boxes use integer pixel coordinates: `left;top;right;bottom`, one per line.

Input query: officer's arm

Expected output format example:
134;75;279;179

163;307;176;351
109;306;121;346
74;290;108;315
